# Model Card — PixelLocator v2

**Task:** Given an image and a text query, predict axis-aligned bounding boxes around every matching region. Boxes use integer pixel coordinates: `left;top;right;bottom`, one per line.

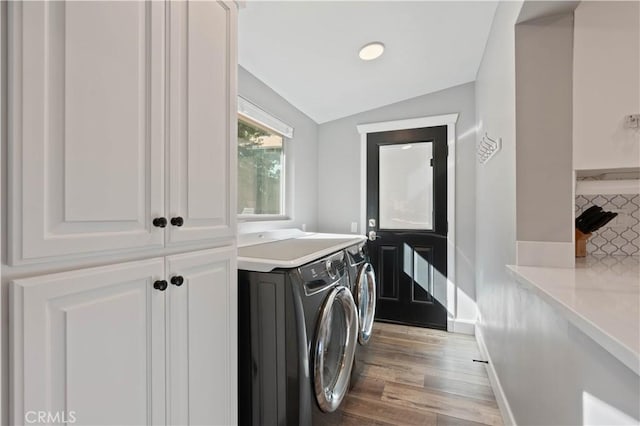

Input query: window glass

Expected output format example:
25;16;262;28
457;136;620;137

238;117;285;216
379;142;433;230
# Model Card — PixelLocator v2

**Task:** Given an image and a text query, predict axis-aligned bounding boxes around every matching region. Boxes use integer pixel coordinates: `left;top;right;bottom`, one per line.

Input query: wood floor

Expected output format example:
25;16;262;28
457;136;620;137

339;322;503;426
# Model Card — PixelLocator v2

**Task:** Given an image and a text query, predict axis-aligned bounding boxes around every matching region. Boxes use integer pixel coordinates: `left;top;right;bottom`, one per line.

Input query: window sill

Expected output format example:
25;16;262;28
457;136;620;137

238;214;291;223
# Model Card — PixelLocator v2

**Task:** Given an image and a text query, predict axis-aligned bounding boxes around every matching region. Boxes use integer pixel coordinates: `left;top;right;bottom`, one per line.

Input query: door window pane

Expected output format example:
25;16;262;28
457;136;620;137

379;142;433;230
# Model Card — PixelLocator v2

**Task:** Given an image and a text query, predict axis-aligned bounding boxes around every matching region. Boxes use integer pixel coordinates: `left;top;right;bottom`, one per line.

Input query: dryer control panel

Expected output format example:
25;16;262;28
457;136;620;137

346;241;368;266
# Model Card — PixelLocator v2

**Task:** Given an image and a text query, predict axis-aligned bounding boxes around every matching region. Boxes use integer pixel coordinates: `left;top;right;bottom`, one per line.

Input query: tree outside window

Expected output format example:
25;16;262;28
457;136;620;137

238;117;284;216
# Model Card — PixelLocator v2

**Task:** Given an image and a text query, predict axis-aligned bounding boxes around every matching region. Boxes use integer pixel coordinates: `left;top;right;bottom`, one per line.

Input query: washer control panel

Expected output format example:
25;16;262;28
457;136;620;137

299;251;346;295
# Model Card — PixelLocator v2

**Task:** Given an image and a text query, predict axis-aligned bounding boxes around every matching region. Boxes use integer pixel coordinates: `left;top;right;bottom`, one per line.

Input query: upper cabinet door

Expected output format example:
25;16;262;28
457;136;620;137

167;1;237;245
8;1;165;265
166;247;237;426
10;258;166;426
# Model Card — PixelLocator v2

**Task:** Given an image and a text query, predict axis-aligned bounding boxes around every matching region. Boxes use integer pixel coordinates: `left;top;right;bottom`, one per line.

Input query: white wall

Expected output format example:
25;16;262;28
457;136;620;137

317;82;477;324
474;0;521;422
475;0;521;352
573;1;640;171
237;66;319;233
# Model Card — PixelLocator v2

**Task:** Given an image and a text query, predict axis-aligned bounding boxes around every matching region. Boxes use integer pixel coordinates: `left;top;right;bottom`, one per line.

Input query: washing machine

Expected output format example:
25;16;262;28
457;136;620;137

345;241;377;386
238;230;366;425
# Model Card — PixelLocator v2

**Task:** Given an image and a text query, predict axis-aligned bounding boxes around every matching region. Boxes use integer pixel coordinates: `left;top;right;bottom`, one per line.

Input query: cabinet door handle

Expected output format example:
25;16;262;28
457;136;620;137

170;216;184;227
170;275;184;286
153;280;168;291
153;217;168;228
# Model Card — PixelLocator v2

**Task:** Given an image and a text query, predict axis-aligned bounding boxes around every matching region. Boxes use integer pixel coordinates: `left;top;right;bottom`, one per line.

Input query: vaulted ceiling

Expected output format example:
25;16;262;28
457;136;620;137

238;1;498;123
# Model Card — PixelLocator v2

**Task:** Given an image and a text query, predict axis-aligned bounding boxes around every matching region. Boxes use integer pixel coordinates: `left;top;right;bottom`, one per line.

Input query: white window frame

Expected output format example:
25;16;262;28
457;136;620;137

237;97;293;222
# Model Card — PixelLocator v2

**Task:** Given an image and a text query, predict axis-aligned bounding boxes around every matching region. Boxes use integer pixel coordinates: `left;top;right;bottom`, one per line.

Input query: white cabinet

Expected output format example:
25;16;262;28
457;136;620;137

10;259;167;426
8;1;166;264
167;1;237;246
3;1;237;425
573;1;640;170
166;248;237;425
8;0;237;265
11;247;237;426
7;1;238;425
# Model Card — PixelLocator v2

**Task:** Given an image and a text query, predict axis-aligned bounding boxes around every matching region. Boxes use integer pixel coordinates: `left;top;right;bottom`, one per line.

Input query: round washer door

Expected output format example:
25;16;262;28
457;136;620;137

355;263;376;345
313;286;358;413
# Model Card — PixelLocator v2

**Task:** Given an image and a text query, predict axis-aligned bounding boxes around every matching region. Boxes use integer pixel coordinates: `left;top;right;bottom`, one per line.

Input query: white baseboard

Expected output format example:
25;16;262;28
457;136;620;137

516;240;574;268
447;318;476;335
475;327;517;426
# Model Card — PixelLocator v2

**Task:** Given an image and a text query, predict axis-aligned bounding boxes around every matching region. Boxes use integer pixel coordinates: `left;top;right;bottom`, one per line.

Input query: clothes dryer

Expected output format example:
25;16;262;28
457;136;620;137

345;241;377;386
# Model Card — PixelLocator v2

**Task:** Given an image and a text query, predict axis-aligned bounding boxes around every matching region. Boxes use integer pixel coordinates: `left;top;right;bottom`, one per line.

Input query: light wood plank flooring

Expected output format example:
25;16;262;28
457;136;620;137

339;322;503;426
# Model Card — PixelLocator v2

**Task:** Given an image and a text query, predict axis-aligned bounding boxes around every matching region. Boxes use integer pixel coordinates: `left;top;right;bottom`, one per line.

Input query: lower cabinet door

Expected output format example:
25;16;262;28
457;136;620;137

166;247;237;426
10;258;166;426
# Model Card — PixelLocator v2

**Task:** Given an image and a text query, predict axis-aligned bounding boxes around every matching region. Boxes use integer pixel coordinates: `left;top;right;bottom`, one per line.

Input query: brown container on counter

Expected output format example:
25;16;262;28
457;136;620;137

575;229;592;257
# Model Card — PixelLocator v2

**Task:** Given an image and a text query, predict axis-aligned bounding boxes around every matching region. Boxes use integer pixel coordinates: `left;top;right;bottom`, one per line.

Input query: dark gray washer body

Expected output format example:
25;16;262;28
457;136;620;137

238;251;348;426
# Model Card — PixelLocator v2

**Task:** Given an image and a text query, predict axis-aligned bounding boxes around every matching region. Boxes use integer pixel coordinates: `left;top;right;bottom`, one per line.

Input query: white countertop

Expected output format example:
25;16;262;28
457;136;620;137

507;256;640;375
238;231;367;272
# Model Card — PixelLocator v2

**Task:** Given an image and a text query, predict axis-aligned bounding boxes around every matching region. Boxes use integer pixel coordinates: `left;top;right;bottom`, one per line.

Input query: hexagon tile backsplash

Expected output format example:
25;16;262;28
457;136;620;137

575;194;640;256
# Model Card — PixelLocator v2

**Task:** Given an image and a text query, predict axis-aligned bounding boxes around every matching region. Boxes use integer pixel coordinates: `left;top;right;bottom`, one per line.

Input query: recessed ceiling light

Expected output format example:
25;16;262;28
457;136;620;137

359;42;385;61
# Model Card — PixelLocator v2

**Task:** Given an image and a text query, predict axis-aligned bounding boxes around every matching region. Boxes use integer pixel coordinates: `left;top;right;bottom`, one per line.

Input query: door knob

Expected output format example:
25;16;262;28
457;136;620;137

170;216;184;227
368;230;380;241
153;217;167;228
170;275;184;286
153;280;168;291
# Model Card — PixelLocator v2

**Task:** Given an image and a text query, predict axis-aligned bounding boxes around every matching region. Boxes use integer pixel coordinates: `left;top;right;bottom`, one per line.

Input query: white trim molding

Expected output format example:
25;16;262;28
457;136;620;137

356;113;459;135
576;179;640;196
238;96;294;138
356;113;463;332
475;326;517;426
447;318;476;335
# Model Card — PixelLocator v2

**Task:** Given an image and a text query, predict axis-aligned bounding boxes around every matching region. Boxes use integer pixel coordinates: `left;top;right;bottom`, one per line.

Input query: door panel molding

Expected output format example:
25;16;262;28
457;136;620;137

357;114;459;330
8;1;165;265
10;258;166;426
378;245;399;300
166;247;237;426
166;1;237;245
411;246;435;304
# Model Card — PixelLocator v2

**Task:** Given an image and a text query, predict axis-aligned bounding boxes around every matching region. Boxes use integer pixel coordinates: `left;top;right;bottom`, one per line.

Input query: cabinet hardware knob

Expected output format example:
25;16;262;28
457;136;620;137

153;217;168;228
171;275;184;286
171;216;184;227
153;280;168;291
